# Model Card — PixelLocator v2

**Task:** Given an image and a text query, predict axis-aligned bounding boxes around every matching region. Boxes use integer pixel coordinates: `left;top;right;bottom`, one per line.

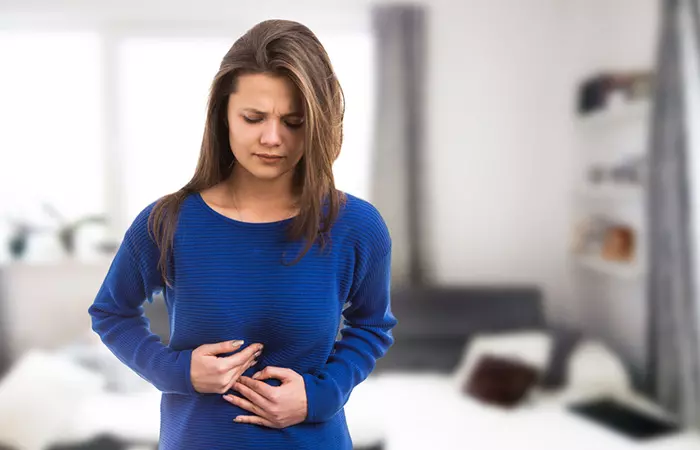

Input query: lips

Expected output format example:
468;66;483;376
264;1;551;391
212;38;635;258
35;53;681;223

255;153;285;161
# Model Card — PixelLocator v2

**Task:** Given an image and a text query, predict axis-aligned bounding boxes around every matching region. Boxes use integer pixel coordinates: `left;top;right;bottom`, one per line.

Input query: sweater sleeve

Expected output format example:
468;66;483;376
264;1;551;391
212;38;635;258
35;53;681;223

88;204;195;395
302;216;397;423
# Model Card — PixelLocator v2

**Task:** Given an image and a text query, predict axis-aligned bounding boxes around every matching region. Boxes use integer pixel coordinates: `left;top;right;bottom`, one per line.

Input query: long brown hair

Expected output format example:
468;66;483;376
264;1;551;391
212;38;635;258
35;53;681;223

148;19;345;286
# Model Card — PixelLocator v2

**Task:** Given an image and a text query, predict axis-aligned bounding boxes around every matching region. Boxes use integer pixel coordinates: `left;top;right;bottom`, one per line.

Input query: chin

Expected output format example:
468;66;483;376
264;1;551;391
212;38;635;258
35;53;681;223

245;164;294;181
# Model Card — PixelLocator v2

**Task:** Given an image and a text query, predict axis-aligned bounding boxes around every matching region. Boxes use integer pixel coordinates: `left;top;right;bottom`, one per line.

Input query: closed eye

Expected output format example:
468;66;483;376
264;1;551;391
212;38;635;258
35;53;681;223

243;116;263;124
284;120;304;129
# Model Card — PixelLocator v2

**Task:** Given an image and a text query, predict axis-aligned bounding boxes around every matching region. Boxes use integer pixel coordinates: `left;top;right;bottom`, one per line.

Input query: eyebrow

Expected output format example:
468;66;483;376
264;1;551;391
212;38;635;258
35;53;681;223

241;108;303;118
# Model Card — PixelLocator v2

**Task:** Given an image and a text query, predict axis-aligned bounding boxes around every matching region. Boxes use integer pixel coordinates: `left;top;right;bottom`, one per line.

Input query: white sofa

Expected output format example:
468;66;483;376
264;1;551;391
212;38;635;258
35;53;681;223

344;331;700;450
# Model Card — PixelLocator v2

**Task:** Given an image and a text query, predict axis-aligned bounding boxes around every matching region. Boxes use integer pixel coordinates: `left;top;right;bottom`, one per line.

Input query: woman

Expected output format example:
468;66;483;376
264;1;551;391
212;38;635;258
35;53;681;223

88;19;396;450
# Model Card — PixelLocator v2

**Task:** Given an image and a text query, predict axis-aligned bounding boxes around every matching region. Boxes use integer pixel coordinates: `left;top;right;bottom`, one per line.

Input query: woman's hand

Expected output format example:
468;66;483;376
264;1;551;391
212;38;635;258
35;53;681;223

224;367;308;428
190;340;263;394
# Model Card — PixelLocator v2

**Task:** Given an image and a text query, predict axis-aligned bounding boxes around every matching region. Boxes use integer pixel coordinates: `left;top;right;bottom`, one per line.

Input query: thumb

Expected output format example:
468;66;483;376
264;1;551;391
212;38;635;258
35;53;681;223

201;340;244;356
252;366;296;382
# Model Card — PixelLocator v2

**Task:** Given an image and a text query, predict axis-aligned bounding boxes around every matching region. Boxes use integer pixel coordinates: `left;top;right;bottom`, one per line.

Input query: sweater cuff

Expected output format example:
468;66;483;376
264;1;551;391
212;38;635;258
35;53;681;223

302;371;342;423
176;349;197;395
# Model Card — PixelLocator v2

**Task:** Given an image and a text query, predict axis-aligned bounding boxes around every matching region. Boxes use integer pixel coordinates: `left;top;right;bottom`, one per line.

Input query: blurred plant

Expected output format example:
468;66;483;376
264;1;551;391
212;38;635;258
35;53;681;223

41;203;107;255
1;215;45;259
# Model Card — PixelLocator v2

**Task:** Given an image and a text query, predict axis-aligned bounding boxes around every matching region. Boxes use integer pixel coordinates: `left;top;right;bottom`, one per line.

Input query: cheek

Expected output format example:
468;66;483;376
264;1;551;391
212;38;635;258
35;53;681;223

228;125;256;155
287;133;305;158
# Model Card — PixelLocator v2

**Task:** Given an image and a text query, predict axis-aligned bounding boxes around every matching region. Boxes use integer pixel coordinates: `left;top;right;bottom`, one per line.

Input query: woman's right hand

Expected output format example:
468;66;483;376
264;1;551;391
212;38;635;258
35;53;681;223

190;340;263;394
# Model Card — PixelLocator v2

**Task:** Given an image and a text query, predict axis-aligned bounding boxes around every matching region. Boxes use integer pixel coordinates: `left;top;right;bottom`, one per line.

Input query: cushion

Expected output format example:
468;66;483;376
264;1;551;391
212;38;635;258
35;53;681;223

565;340;632;399
465;354;540;407
0;350;106;449
453;331;552;390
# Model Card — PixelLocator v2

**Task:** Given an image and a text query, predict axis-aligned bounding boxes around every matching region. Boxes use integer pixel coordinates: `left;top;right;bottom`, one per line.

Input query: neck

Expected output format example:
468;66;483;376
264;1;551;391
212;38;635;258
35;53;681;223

227;164;297;210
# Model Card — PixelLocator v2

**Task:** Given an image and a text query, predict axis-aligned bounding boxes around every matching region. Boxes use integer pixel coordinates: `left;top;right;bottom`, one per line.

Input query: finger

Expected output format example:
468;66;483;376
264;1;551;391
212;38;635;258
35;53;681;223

234;378;274;406
201;340;244;356
252;366;295;382
237;376;277;401
221;344;263;370
223;394;269;419
233;415;277;428
223;358;258;392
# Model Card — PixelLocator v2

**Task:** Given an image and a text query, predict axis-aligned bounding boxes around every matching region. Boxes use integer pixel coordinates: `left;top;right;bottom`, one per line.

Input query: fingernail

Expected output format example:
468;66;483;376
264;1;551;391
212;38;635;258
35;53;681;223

254;351;261;358
252;373;260;380
250;359;258;366
234;417;241;422
231;340;244;347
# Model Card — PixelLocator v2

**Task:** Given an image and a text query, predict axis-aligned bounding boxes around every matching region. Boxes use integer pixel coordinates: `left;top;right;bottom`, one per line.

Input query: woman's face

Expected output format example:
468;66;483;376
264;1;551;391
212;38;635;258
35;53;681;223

226;73;305;183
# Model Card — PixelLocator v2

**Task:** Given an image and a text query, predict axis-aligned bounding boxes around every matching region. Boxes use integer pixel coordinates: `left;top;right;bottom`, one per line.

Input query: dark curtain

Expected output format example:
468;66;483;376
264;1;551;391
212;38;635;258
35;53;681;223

646;0;700;427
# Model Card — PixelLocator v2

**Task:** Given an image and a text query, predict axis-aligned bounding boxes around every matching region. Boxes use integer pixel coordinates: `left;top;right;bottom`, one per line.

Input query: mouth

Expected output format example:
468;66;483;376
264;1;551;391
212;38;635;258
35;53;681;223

254;153;285;162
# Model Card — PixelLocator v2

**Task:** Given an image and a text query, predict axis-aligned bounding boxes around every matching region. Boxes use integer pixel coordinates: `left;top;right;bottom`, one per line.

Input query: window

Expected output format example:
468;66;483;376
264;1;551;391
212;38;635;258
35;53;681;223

117;37;232;222
0;31;103;261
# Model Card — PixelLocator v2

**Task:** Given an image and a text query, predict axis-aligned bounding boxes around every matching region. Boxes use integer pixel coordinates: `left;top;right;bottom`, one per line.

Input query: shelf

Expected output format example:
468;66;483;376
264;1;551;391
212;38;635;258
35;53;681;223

575;184;644;201
575;255;644;279
577;99;652;131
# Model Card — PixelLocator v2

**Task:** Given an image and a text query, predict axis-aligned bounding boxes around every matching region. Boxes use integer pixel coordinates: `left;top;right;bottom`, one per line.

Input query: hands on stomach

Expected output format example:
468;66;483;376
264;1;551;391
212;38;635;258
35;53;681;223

190;340;263;394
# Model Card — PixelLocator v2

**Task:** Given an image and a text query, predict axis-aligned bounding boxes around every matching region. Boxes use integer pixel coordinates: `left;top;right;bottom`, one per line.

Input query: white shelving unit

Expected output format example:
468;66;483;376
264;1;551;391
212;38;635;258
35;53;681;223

572;99;651;276
571;95;653;382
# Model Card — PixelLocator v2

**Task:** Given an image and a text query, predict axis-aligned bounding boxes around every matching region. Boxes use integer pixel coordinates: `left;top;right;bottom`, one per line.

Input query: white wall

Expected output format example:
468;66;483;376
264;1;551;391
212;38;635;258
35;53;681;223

422;0;576;326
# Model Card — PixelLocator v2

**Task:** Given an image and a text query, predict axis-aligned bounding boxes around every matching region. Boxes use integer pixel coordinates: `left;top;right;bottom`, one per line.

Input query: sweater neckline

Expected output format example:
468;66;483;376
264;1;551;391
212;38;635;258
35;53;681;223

193;192;296;229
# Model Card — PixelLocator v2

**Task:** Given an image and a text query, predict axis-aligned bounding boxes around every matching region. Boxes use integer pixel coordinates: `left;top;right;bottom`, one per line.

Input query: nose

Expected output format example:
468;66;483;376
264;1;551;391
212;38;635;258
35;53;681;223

260;120;282;147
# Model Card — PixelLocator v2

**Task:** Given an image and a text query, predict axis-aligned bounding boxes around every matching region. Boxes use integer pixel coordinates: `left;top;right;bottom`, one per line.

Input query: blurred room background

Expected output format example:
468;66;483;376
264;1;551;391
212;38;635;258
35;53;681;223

0;0;699;449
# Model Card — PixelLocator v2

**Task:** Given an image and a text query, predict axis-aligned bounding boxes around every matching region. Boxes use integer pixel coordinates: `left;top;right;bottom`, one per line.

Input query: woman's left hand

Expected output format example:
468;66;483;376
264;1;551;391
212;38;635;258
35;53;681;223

224;367;308;428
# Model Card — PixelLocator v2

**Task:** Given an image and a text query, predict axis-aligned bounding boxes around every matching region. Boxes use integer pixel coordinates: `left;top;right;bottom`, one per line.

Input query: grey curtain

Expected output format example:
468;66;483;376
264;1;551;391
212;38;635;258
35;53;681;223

370;5;427;286
646;0;700;428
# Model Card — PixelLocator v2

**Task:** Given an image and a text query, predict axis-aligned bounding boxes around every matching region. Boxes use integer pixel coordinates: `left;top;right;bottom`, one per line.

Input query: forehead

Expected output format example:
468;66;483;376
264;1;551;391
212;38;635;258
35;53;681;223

229;73;302;113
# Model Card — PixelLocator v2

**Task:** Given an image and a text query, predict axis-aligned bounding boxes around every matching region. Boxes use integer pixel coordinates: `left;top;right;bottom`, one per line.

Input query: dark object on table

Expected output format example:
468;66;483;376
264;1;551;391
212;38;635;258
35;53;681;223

48;434;158;450
465;355;540;408
353;444;383;450
569;398;680;440
540;328;583;390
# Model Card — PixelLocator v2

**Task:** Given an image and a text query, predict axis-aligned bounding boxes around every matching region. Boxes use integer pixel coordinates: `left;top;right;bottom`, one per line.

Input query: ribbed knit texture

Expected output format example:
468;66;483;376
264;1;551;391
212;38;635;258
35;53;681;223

88;192;396;450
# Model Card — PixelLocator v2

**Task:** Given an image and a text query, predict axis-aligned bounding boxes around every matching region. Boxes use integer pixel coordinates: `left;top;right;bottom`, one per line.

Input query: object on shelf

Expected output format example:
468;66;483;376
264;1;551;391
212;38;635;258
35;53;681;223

577;70;654;115
601;225;635;262
586;155;647;187
610;155;647;184
572;217;637;263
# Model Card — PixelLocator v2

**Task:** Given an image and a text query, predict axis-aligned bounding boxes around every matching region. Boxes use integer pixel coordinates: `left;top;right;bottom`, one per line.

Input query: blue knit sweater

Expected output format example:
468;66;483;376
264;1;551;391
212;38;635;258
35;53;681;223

88;192;396;450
